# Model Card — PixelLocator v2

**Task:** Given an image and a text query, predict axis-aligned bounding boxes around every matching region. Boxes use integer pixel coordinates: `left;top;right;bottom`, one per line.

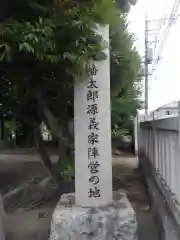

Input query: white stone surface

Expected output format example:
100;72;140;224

74;25;112;207
49;191;138;240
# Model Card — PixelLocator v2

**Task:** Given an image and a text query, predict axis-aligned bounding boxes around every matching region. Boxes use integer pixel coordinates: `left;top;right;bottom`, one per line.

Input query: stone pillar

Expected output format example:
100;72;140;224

49;25;138;240
74;25;112;207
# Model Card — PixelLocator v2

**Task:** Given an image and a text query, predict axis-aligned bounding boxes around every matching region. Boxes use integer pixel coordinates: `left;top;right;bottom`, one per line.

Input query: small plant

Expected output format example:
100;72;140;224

57;157;75;182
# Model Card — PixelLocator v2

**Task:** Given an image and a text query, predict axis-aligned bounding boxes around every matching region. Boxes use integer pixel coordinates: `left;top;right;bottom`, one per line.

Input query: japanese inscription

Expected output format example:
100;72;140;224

88;161;100;174
86;64;101;198
86;90;99;102
88;117;99;130
74;25;112;206
88;187;101;198
88;147;99;159
87;104;98;115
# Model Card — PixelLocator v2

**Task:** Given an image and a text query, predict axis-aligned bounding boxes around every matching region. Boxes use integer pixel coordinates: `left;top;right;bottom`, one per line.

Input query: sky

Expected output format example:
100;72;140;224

128;0;180;111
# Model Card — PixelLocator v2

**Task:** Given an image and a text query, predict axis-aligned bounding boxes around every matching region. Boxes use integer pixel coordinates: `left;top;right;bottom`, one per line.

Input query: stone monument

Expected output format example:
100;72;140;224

74;25;112;207
49;25;138;240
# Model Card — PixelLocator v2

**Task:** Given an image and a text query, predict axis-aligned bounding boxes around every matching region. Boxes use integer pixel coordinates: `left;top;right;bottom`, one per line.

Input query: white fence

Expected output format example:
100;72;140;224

139;104;180;203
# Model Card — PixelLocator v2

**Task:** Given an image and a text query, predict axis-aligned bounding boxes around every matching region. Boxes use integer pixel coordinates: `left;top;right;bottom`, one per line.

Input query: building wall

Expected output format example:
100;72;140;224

154;109;178;119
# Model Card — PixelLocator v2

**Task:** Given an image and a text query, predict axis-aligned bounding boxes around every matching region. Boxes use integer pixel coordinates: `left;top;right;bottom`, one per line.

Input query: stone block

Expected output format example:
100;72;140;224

49;191;138;240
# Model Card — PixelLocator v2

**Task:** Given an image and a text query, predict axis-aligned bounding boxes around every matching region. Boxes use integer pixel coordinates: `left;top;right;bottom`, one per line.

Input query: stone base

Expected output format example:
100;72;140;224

49;191;138;240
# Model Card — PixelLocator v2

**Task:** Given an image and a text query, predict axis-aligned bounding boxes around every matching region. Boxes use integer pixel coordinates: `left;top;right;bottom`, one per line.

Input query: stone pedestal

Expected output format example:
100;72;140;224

49;191;138;240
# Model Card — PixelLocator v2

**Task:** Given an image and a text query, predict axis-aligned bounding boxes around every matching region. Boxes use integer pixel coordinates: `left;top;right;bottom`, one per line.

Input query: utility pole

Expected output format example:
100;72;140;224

144;13;149;120
143;11;177;120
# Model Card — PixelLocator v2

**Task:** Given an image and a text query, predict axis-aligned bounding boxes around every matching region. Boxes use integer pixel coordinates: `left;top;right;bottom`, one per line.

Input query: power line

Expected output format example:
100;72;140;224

144;13;148;119
153;0;169;54
144;0;177;118
152;0;180;72
144;14;163;119
144;5;167;118
143;0;180;119
157;0;180;59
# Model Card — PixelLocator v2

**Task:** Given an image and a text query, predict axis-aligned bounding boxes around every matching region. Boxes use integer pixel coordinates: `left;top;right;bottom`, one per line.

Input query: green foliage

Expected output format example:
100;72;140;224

0;17;59;63
110;14;141;96
116;0;137;12
4;119;16;134
0;0;119;132
57;156;74;181
0;0;142;148
111;93;143;129
110;8;143;136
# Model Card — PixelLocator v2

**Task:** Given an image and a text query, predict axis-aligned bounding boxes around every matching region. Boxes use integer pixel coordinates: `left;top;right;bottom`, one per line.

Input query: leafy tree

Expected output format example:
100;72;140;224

116;0;137;12
110;9;143;137
0;0;118;176
0;0;142;176
111;84;143;134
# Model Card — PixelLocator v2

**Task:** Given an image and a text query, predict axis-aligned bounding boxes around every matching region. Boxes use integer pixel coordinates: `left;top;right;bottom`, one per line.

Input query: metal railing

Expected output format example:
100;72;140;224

138;102;180;202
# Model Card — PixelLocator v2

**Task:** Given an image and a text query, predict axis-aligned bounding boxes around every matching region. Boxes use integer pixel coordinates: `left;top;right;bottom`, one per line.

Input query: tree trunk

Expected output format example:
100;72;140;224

36;90;69;144
35;127;54;177
58;138;67;165
36;90;75;168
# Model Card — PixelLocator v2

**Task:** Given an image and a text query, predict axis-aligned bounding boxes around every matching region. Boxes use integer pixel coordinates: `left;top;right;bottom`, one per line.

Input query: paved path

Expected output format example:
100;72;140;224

113;154;160;240
0;152;53;239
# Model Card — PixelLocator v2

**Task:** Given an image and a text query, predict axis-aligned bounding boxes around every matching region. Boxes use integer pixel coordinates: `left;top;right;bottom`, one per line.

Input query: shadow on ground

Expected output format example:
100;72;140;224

113;153;160;240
